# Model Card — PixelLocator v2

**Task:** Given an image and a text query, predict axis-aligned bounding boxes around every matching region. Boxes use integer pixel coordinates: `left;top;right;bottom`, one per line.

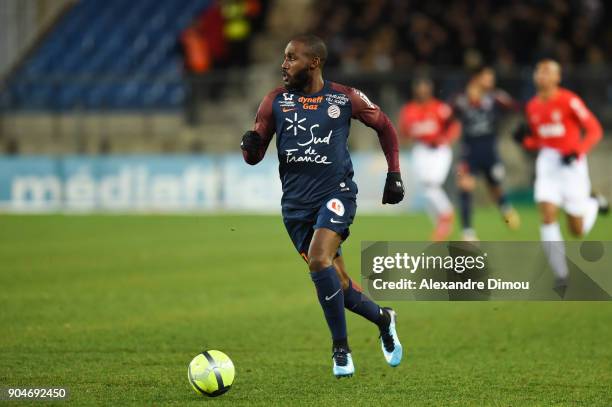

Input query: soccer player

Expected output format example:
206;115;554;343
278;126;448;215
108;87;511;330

241;35;405;378
452;66;521;241
398;77;460;241
514;59;607;288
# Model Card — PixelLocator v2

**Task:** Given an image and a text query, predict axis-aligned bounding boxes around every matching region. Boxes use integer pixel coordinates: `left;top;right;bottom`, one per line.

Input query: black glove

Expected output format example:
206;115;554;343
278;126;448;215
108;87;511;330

382;172;405;204
512;122;530;145
561;152;578;165
240;131;261;155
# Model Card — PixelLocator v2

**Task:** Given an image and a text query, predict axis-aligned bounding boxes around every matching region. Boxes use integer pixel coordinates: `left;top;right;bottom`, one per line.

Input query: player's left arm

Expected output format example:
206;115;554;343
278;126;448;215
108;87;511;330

569;95;603;156
349;88;404;204
438;102;461;144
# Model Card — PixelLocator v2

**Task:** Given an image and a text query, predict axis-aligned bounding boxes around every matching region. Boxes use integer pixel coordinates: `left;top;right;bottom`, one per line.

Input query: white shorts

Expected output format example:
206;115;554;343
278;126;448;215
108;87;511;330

534;148;592;217
412;143;452;186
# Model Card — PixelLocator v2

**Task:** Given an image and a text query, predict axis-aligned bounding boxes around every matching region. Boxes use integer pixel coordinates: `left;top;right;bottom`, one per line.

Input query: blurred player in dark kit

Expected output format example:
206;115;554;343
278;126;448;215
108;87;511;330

452;66;521;241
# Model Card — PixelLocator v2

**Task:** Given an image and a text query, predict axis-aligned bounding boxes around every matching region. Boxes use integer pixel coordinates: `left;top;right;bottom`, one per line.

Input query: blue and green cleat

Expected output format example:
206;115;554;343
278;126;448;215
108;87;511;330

380;307;403;367
332;346;354;378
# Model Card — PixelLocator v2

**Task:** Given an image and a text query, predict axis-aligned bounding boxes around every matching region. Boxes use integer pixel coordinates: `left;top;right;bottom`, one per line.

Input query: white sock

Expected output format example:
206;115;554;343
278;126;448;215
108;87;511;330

424;185;452;219
540;222;568;279
582;197;599;236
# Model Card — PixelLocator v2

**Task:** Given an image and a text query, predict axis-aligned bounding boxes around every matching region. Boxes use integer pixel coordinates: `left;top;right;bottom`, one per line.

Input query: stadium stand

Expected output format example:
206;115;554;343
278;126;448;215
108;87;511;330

0;0;610;159
2;0;212;110
311;0;612;71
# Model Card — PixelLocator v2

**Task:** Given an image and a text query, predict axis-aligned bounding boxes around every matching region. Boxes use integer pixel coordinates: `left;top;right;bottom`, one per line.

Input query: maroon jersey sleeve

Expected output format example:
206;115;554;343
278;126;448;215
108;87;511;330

243;89;279;165
345;86;400;172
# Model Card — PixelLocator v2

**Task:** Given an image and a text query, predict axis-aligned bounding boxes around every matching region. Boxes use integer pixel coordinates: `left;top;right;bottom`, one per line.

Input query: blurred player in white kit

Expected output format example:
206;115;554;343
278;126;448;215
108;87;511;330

398;77;460;241
515;59;609;288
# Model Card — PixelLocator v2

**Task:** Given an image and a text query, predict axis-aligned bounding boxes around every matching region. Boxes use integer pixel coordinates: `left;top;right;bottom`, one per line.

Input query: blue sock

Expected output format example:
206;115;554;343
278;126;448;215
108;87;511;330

310;266;347;343
343;279;386;328
459;191;472;229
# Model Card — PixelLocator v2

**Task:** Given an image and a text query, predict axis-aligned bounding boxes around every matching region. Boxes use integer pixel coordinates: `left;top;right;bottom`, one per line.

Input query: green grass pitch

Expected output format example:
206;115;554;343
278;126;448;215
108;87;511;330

1;207;611;406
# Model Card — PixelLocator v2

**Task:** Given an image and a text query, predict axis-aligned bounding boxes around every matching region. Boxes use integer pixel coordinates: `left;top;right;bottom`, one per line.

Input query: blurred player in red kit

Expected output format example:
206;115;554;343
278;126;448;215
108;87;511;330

515;59;609;288
398;77;460;241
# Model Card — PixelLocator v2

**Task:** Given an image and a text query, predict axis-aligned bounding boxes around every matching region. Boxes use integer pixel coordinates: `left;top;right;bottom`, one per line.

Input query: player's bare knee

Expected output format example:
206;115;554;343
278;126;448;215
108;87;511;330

308;255;332;273
460;183;474;192
538;203;558;224
457;174;475;191
568;220;583;237
569;227;583;238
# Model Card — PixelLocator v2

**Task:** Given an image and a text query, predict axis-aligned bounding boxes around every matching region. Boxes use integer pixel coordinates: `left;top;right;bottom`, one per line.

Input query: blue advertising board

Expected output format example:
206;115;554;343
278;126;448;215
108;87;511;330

0;153;420;212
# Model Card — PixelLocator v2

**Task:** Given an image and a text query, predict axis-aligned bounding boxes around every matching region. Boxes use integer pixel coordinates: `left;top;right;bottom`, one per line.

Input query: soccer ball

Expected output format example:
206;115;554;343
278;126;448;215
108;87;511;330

188;350;235;397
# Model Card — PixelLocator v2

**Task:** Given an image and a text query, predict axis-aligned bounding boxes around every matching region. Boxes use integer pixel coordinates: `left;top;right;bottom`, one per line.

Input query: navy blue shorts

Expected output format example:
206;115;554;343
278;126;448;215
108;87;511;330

282;194;357;260
460;141;505;186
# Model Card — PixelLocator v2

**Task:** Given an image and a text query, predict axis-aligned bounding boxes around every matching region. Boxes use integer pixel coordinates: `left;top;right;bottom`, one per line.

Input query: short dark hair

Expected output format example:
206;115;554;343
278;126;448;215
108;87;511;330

536;58;562;74
290;34;328;67
412;76;433;88
469;65;493;80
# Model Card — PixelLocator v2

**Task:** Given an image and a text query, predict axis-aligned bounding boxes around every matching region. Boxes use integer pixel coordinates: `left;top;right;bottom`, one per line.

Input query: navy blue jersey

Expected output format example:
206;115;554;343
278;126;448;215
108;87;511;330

244;80;400;209
452;89;516;146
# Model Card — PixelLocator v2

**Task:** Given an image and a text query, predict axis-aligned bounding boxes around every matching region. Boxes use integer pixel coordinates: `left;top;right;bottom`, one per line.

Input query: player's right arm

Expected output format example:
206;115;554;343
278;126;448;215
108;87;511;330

446;94;464;138
241;91;276;165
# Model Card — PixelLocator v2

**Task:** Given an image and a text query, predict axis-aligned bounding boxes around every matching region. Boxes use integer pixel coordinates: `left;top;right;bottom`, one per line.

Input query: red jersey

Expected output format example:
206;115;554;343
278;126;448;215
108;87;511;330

524;88;602;155
398;99;459;146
